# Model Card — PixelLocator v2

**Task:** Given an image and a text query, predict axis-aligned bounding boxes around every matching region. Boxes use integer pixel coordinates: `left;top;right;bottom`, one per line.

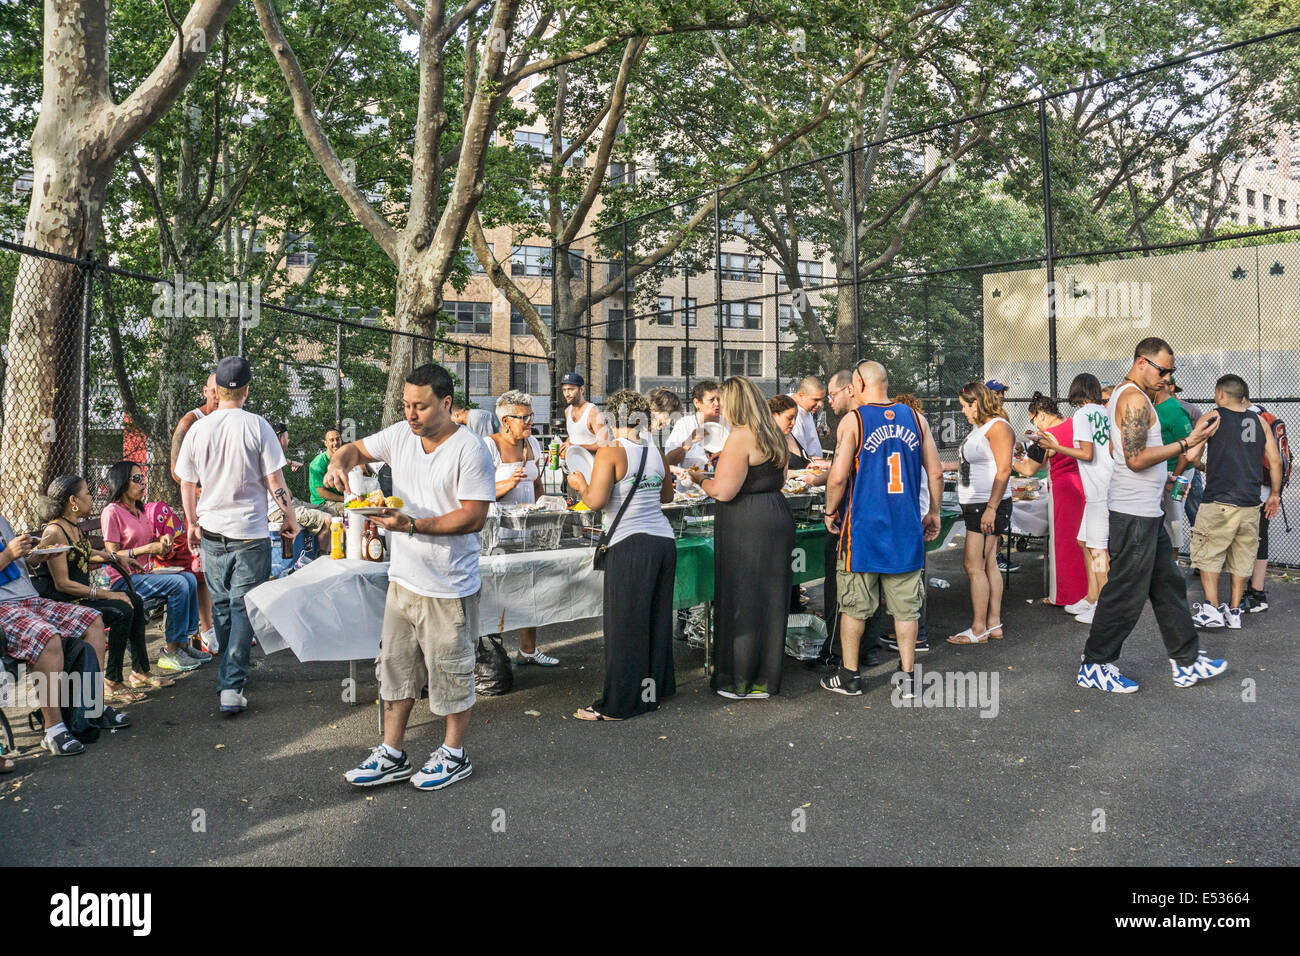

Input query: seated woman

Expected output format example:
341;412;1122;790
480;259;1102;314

483;389;558;667
0;513;127;756
768;394;828;486
100;460;206;674
32;475;174;704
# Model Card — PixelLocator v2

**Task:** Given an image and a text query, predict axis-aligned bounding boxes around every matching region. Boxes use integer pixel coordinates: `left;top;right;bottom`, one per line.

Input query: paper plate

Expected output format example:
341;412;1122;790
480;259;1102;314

28;545;72;557
564;445;594;482
699;421;726;453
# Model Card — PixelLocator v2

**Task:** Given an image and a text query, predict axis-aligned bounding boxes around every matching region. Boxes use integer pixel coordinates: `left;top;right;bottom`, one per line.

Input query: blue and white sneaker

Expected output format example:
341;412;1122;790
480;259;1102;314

1191;602;1224;629
1171;652;1228;688
344;745;414;787
411;746;473;791
1076;660;1139;694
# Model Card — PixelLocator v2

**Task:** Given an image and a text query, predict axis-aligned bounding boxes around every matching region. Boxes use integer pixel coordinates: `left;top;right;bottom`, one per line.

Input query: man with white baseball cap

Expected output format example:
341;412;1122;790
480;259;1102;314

177;356;298;715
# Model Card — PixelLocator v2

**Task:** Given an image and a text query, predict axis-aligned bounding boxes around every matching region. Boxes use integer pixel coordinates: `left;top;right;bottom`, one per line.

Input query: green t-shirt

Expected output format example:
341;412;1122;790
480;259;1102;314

308;451;332;505
1155;396;1192;471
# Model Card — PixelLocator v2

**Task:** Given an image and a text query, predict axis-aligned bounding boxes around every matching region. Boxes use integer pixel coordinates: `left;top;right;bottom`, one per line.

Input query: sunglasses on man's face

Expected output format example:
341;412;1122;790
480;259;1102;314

1143;356;1176;378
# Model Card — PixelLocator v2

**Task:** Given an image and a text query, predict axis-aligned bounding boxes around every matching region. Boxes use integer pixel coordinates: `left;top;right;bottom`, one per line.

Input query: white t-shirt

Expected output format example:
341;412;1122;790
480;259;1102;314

484;435;542;506
790;400;823;460
176;408;286;539
666;414;727;471
362;422;495;599
1071;403;1114;504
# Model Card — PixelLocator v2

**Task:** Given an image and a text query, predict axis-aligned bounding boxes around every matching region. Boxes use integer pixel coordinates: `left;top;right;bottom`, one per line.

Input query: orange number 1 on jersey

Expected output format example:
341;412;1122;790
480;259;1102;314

887;452;903;494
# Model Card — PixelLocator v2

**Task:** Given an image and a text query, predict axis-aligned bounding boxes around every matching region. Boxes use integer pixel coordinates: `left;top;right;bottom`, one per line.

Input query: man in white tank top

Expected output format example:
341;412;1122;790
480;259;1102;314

559;371;609;454
170;373;218;483
1078;337;1227;694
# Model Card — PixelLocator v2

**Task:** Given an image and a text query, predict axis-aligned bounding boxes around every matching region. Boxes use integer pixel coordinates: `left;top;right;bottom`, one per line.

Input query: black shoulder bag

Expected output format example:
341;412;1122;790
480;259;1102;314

592;444;648;571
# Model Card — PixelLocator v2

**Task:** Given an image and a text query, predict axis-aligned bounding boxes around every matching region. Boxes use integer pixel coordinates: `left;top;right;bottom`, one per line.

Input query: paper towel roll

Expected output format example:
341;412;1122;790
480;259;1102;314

345;510;364;560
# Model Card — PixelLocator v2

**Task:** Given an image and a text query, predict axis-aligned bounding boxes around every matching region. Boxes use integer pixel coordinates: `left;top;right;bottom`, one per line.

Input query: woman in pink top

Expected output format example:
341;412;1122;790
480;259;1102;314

1012;394;1087;608
100;460;206;674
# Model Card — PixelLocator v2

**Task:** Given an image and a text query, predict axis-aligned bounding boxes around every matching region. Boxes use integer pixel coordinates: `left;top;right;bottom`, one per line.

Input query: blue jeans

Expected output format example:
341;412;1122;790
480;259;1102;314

116;572;199;647
201;536;271;693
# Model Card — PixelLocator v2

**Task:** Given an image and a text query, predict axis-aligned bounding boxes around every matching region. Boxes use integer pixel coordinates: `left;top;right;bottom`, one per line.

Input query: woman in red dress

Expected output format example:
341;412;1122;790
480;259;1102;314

1012;392;1087;608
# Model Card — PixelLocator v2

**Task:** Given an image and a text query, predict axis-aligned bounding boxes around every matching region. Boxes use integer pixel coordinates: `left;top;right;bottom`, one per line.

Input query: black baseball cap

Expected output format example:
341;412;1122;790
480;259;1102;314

216;356;251;389
560;372;585;387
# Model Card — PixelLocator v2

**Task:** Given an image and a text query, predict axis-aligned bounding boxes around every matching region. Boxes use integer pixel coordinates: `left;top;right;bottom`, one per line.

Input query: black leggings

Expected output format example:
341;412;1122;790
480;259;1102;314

82;592;150;682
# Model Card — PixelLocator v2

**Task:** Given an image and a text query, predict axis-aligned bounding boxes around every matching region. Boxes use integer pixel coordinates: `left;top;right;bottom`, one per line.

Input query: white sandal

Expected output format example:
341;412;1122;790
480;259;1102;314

946;627;990;645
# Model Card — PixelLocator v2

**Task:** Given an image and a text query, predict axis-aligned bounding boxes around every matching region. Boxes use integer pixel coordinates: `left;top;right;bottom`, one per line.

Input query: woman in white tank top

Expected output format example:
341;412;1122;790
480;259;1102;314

939;382;1014;644
566;389;675;721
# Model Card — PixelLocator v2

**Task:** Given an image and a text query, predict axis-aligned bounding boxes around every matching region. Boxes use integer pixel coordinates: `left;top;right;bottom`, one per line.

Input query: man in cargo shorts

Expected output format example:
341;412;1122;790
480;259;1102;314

326;363;496;790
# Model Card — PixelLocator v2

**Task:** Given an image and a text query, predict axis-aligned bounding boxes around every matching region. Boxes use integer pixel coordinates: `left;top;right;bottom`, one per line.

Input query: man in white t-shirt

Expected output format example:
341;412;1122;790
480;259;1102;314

327;363;496;792
177;356;298;716
789;376;826;460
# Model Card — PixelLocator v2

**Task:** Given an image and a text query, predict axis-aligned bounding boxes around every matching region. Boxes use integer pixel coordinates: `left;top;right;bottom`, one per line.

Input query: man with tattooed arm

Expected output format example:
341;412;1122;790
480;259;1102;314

1076;337;1228;694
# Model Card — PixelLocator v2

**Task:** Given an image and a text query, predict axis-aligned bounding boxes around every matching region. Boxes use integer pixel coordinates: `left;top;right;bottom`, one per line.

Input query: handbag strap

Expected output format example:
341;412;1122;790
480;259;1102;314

600;442;648;547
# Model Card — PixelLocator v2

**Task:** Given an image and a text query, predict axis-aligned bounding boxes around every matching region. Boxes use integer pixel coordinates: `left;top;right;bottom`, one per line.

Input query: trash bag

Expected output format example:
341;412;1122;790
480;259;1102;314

784;614;828;661
59;635;102;744
474;633;514;696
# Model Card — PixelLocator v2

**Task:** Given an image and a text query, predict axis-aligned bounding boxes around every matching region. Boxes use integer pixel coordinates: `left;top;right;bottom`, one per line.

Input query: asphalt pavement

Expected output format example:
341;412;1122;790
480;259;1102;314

3;540;1296;866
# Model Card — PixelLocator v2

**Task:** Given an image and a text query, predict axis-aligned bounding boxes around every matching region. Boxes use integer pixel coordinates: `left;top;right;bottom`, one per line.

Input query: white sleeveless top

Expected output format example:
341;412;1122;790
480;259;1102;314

192;407;207;420
484;435;542;506
566;402;601;446
603;438;673;548
1107;382;1166;518
957;418;1013;505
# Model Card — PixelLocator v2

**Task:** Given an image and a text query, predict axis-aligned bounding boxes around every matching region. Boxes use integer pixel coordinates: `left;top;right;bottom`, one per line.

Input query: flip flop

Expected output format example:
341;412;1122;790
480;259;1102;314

103;683;147;704
129;672;175;689
987;624;1004;640
946;627;990;645
573;707;622;721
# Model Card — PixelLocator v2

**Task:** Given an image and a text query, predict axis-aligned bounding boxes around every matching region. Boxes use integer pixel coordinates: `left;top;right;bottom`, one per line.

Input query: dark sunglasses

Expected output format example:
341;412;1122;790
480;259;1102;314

1142;356;1176;378
130;474;145;484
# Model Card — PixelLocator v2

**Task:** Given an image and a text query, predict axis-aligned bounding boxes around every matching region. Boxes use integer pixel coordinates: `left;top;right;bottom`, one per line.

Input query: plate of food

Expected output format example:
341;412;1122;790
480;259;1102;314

698;421;726;454
150;565;187;574
28;545;72;557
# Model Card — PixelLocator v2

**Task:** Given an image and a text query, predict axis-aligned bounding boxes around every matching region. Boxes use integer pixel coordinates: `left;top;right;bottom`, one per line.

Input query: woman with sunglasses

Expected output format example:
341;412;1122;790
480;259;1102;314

100;460;207;674
483;390;558;667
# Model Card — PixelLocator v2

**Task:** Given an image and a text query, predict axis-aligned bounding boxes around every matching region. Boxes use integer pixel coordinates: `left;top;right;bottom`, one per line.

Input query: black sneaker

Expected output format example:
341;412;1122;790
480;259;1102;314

915;638;930;654
1245;589;1269;613
892;667;916;700
863;647;882;667
880;636;927;654
997;555;1021;573
881;635;899;651
821;667;863;696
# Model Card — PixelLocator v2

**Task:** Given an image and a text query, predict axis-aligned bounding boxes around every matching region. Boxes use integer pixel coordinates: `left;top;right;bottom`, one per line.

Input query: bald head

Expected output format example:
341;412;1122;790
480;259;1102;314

852;361;889;401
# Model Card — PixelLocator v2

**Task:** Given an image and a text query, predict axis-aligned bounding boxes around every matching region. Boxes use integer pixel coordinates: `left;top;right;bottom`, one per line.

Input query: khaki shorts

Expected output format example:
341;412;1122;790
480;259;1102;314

1190;502;1260;578
269;500;333;536
836;557;924;623
378;583;478;715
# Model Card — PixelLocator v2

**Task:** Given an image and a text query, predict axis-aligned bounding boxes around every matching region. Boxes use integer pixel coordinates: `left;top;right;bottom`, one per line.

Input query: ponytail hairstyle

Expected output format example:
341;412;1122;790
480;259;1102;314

1027;391;1061;419
35;475;86;524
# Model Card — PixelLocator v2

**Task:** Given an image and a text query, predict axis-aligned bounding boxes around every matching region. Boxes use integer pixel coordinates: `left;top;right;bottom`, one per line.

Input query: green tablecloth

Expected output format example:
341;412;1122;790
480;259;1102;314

674;511;960;607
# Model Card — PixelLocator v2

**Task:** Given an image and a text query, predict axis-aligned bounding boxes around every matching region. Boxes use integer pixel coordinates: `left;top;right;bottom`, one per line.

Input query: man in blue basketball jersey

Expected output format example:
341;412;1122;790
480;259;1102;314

822;361;942;697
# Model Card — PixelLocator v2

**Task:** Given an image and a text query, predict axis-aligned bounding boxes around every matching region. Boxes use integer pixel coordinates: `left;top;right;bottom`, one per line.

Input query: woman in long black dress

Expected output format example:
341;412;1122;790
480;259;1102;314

690;376;794;699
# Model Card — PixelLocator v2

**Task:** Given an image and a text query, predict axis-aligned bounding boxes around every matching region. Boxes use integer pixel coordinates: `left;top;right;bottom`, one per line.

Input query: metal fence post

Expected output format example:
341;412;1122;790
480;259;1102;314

335;320;343;429
78;258;96;477
714;187;723;378
1038;97;1058;396
621;221;630;391
683;258;691;395
849;145;862;363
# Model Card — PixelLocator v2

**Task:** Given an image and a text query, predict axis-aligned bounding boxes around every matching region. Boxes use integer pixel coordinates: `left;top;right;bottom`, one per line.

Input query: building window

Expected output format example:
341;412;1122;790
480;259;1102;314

1248;216;1257;225
510;304;553;335
724;211;758;236
1246;189;1256;207
779;303;798;330
448;361;492;395
608;162;635;185
607;359;635;391
720;253;761;283
721;302;762;330
1263;194;1272;212
511;245;551;277
658;347;673;376
464;242;492;274
681;347;697;377
513;129;582;166
777;260;824;288
682;297;697;326
656;296;674;325
1278;198;1287;217
285;233;317;267
511;362;548;395
720;349;762;377
445;300;493;334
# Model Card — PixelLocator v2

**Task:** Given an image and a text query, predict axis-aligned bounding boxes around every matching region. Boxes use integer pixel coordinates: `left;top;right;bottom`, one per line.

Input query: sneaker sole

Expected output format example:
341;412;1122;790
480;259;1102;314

346;768;415;787
819;683;863;696
40;740;85;756
1076;677;1139;694
158;660;202;673
411;764;472;790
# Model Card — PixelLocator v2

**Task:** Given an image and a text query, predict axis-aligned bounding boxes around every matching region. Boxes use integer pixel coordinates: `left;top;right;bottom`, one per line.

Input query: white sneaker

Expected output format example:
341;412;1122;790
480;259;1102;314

1191;602;1224;629
219;689;247;715
1064;598;1093;615
201;628;220;654
1218;604;1242;630
1073;604;1095;624
516;650;560;667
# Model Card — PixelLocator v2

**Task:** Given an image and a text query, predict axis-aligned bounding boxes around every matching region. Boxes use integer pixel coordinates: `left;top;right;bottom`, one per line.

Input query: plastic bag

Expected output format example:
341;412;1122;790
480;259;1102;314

474;634;514;696
784;613;828;661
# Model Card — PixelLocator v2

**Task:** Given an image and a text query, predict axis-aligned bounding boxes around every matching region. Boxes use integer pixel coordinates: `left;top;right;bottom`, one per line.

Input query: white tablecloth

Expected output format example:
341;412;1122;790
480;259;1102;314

1010;495;1049;537
246;550;603;662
